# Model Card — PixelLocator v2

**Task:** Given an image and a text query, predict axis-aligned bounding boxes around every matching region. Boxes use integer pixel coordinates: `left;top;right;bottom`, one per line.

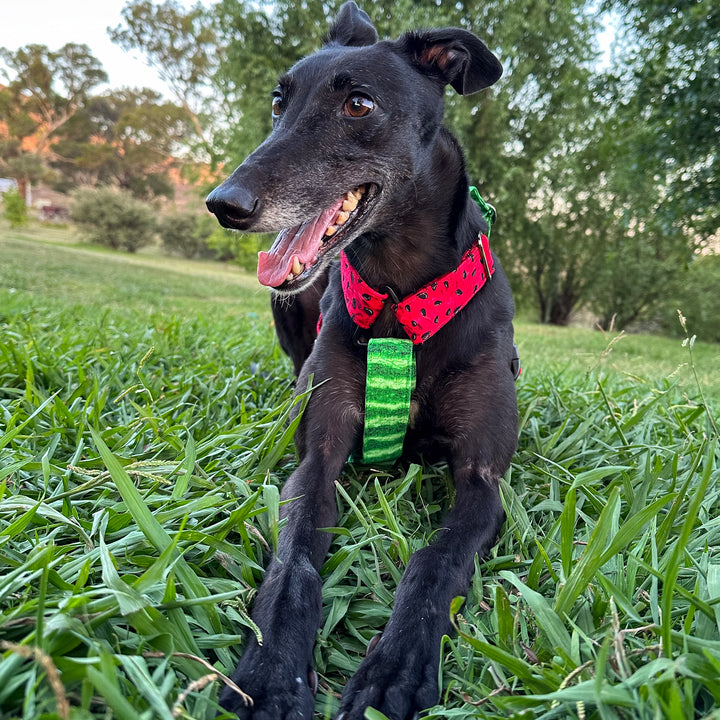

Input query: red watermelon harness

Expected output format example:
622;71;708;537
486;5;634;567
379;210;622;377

340;230;494;344
318;187;518;464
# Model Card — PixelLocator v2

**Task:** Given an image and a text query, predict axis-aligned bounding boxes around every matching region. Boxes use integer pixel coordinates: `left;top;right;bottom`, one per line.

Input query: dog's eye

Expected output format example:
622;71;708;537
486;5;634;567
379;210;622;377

344;94;374;118
271;94;284;118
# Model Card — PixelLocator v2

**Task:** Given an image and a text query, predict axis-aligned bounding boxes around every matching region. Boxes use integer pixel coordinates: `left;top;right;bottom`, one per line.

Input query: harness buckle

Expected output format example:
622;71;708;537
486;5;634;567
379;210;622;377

379;284;400;306
478;235;493;281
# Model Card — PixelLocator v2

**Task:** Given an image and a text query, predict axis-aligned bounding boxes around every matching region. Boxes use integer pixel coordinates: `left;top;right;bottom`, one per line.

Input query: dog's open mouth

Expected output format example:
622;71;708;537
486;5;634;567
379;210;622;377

257;184;377;290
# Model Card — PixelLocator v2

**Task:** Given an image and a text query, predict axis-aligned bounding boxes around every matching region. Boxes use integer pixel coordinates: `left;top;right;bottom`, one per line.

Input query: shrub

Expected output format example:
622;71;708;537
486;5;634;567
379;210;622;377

205;225;273;270
2;187;27;228
661;253;720;342
158;211;214;259
70;186;156;252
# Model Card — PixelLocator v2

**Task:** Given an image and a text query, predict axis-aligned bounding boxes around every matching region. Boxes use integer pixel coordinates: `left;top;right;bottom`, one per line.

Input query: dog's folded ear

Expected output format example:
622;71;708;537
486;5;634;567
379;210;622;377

326;1;378;47
396;29;503;95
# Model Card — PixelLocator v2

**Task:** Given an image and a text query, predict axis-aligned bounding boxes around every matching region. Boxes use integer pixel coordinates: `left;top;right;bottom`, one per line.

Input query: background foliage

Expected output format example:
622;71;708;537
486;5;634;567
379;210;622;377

70;186;158;252
1;188;27;228
1;0;717;329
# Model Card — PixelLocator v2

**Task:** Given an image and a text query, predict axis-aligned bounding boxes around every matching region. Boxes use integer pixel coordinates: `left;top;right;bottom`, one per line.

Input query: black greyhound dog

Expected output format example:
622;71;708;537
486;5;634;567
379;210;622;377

206;3;517;718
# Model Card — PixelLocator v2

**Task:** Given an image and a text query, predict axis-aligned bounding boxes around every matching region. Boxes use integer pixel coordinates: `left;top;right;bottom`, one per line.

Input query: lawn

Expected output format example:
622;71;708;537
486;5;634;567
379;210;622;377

1;227;719;720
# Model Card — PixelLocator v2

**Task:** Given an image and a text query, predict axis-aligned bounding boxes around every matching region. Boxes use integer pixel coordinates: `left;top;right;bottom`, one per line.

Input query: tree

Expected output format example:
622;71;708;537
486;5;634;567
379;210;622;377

108;0;222;162
576;0;719;329
605;0;719;239
437;0;607;325
120;0;706;328
52;88;195;199
586;100;694;330
0;43;107;199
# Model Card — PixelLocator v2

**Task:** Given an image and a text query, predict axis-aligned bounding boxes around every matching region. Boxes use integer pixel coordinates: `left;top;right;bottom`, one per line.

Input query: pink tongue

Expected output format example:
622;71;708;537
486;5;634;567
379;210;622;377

257;200;344;287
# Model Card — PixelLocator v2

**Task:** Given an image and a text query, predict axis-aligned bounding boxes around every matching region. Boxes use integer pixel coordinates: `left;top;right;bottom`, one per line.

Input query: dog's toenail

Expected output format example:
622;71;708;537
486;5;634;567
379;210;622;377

308;668;318;696
366;632;382;655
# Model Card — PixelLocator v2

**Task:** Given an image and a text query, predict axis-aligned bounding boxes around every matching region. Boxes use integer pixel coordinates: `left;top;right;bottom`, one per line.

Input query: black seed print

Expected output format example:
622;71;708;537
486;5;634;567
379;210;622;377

422;332;431;340
418;292;428;300
456;289;463;295
405;304;411;312
362;293;371;300
364;308;374;316
420;308;427;317
434;300;442;306
352;299;357;309
431;282;438;290
444;281;449;288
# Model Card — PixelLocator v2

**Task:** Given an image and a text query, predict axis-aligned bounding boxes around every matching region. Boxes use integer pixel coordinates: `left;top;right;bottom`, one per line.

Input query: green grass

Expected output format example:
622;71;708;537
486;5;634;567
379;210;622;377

1;230;719;720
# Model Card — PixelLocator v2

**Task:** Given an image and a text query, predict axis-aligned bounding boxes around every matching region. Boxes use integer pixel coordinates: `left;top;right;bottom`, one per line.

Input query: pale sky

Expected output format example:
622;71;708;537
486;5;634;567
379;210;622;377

0;0;188;97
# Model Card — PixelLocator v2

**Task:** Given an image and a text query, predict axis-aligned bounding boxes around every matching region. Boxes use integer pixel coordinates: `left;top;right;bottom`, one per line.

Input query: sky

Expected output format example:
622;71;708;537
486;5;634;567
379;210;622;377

0;0;184;98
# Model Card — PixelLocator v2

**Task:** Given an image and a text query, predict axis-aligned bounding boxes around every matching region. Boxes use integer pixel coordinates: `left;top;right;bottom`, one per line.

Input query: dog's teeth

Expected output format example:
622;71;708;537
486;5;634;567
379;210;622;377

356;185;366;195
286;273;294;282
335;210;350;226
325;225;338;236
342;195;358;212
292;257;304;275
350;189;363;201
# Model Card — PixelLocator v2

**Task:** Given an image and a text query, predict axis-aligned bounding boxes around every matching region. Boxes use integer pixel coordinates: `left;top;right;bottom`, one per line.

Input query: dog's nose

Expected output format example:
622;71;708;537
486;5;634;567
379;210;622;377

206;183;259;229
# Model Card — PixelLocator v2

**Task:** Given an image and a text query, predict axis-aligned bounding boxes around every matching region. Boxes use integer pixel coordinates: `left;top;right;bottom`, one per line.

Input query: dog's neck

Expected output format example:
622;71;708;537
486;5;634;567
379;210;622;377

344;129;484;299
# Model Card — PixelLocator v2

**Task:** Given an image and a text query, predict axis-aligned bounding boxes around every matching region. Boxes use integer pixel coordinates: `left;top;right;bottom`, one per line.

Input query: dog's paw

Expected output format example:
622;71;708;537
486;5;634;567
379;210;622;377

219;651;317;720
336;634;439;720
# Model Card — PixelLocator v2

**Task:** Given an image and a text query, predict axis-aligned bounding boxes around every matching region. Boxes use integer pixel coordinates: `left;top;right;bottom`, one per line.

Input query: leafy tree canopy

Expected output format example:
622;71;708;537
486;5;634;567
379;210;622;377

0;43;107;196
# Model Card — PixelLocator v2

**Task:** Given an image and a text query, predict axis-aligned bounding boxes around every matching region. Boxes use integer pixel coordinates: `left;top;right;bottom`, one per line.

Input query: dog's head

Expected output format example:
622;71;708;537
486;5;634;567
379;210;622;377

206;1;502;294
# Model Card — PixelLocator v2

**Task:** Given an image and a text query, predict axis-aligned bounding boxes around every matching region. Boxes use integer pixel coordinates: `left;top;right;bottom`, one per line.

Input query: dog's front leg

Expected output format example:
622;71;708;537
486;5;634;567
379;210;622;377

337;465;506;720
220;388;359;719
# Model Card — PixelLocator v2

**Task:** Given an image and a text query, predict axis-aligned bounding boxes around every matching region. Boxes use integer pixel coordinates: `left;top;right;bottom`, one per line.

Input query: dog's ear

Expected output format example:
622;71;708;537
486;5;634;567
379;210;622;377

326;1;378;47
396;29;502;94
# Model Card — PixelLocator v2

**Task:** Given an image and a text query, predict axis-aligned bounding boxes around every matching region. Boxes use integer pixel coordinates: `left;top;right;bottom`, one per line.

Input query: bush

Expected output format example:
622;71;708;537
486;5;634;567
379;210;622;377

70;186;156;252
661;253;720;343
2;187;27;228
158;211;214;259
205;226;273;270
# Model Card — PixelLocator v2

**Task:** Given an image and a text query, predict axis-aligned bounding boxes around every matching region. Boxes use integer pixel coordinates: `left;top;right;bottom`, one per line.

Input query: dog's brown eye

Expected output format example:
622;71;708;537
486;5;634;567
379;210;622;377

344;94;374;118
271;95;284;118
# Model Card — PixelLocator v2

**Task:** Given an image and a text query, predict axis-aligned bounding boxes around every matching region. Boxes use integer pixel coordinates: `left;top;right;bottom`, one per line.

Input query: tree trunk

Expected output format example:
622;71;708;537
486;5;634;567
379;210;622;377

16;177;28;204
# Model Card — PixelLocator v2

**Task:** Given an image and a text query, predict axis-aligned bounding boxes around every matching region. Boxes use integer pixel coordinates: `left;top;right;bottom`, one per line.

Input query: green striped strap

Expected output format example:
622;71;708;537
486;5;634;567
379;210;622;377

362;338;415;464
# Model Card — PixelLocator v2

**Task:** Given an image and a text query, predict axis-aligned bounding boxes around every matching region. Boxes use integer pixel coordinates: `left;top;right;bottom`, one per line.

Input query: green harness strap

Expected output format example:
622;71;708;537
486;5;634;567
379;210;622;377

362;337;416;463
360;187;494;465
